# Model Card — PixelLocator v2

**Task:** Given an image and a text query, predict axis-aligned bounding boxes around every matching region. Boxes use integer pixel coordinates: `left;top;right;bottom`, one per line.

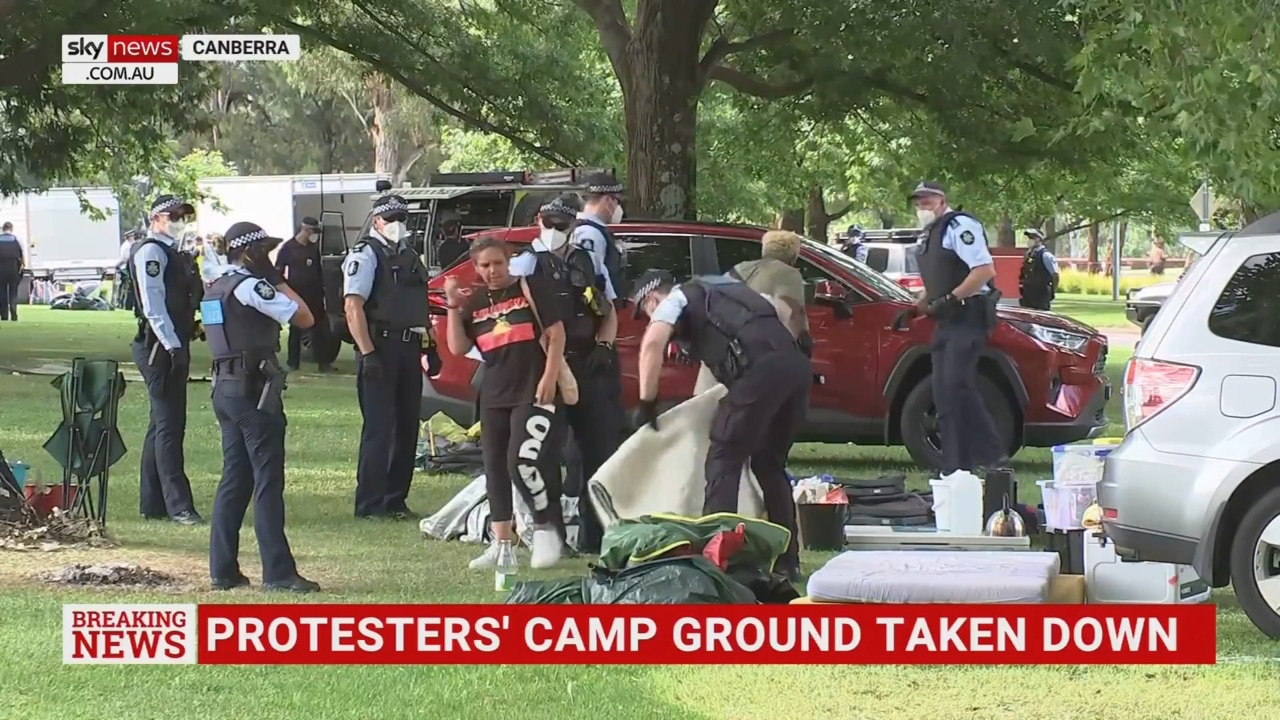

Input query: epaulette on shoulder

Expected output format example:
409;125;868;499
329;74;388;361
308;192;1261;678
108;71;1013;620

350;240;370;253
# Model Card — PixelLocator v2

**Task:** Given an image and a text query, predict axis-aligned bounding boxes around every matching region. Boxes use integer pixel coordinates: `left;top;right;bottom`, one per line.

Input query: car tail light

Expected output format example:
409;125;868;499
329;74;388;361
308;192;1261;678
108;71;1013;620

898;274;923;291
1123;357;1200;432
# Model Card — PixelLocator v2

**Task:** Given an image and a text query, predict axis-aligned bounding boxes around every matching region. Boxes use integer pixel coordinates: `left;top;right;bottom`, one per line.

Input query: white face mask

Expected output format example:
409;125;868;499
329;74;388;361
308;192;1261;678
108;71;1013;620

916;209;937;227
539;227;569;251
610;204;624;225
381;221;406;242
167;220;187;239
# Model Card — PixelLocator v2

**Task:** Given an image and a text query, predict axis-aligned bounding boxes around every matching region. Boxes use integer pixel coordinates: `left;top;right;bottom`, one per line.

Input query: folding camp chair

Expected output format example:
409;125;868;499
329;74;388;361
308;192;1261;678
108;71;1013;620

42;358;126;526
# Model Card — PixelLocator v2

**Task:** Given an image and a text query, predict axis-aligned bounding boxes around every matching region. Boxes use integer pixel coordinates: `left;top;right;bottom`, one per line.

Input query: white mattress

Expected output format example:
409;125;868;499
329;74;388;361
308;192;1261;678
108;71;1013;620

807;551;1061;604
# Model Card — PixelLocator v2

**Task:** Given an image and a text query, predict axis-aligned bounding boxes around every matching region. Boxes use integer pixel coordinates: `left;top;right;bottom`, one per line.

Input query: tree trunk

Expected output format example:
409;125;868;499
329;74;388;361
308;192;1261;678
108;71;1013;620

875;208;896;229
1117;220;1128;271
805;185;830;241
1044;217;1058;255
997;214;1015;248
618;10;703;220
775;208;804;233
1087;222;1100;274
368;74;398;176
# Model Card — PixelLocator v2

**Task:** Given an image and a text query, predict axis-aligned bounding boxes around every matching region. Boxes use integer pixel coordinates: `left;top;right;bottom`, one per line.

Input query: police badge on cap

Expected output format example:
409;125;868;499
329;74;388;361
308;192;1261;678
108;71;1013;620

908;181;946;200
371;194;409;221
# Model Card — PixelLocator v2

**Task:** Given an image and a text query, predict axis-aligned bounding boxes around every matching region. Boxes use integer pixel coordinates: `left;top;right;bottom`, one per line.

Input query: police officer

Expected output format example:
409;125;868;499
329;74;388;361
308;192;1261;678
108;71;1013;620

130;195;202;525
0;222;23;321
433;211;468;269
204;222;319;593
275;217;332;372
573;173;627;302
632;270;810;581
511;194;621;553
1018;228;1059;311
841;225;867;263
343;194;430;520
897;181;1005;475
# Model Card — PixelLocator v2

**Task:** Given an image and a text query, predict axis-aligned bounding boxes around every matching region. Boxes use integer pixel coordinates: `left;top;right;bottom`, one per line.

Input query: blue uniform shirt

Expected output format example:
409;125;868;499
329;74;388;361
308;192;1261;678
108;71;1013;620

1040;248;1059;275
650;287;689;326
0;232;22;263
133;232;184;350
937;214;994;296
217;265;299;325
570;212;618;301
341;229;426;333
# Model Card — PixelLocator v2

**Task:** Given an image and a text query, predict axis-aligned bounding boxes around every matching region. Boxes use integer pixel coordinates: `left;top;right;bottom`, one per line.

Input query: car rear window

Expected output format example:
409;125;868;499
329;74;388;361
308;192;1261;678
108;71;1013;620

904;245;920;273
1208;252;1280;347
864;247;890;272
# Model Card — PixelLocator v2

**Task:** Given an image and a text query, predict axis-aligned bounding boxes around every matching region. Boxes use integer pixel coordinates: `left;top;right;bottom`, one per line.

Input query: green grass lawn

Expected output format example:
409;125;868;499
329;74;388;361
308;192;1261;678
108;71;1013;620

1;307;1277;719
1048;293;1132;330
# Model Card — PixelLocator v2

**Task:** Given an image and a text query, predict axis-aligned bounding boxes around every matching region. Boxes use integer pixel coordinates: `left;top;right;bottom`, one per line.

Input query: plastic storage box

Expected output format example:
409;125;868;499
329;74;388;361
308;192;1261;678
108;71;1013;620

1038;480;1097;531
1052;439;1120;486
1084;530;1210;604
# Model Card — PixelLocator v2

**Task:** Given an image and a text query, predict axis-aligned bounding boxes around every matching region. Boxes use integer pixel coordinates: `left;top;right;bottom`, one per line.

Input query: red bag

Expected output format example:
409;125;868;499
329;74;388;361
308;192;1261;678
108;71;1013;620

702;523;748;570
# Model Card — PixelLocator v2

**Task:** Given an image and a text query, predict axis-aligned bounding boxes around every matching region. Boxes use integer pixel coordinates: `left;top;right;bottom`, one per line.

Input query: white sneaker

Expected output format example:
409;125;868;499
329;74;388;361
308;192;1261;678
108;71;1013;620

469;542;503;570
530;529;564;570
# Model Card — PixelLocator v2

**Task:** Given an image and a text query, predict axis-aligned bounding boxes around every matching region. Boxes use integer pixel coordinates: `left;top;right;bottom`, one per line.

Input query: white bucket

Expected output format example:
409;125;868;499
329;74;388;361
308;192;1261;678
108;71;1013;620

930;472;984;534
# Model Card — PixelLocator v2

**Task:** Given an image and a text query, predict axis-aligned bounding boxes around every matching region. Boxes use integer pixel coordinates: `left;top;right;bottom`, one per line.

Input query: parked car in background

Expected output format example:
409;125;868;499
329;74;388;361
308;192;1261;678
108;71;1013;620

1125;282;1176;333
1099;218;1280;637
422;220;1112;471
860;241;923;292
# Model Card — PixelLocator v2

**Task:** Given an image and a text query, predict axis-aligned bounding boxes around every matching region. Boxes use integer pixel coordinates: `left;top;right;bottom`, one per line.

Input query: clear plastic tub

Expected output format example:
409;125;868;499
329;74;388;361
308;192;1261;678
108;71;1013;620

1038;480;1098;531
1052;443;1116;486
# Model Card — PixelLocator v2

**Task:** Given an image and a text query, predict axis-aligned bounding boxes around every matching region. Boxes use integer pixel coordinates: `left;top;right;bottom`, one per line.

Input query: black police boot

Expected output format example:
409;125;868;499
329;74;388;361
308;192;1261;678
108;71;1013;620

211;574;251;591
264;575;320;593
389;508;421;521
171;511;204;526
141;513;168;521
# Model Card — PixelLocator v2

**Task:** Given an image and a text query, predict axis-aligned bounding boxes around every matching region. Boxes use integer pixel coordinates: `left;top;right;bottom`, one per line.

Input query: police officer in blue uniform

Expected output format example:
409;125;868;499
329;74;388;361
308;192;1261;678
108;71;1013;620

130;195;202;525
511;194;621;553
897;182;1006;475
572;173;626;304
343;194;431;520
632;270;810;581
0;221;23;321
203;222;319;593
1018;228;1059;311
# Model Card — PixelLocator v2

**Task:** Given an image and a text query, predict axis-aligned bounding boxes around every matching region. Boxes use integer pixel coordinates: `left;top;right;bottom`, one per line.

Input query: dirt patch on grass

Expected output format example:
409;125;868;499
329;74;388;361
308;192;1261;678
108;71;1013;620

39;562;178;587
0;546;207;592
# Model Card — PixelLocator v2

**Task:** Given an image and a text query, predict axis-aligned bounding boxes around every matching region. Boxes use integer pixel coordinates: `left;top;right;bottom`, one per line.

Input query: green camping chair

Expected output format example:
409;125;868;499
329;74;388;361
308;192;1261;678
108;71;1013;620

42;358;127;526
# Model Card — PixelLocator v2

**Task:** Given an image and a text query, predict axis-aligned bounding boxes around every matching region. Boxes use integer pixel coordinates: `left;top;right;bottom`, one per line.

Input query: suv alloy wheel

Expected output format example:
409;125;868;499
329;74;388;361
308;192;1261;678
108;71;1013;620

1229;486;1280;638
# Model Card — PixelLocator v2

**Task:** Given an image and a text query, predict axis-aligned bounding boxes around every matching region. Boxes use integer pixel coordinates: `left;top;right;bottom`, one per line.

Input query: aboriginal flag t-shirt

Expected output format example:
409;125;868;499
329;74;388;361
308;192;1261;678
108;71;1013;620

462;274;562;409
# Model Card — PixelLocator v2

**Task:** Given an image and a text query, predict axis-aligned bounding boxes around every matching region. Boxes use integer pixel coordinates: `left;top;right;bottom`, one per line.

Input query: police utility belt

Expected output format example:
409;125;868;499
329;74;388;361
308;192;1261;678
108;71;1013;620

934;289;1001;328
213;353;287;412
372;326;422;343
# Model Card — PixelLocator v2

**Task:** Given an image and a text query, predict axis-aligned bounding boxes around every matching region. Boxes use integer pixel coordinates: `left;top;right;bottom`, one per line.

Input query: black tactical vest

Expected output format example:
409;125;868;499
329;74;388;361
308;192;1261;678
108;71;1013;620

0;234;20;263
533;248;603;348
917;211;993;327
129;238;197;344
573;218;626;299
361;237;430;331
1020;245;1052;297
201;272;282;363
676;280;795;386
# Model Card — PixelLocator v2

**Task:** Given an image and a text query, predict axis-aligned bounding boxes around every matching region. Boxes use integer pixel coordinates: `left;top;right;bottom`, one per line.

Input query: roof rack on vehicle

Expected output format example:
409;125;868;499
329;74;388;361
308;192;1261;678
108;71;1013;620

618;217;768;232
426;167;617;188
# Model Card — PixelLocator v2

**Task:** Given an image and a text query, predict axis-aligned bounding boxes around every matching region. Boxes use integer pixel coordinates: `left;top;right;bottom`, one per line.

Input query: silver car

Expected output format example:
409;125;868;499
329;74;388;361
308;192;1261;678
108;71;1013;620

1100;220;1280;637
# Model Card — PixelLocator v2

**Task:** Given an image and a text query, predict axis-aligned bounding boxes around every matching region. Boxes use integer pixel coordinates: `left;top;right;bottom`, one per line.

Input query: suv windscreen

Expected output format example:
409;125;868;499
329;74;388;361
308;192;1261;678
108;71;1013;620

803;239;915;301
1208;252;1280;347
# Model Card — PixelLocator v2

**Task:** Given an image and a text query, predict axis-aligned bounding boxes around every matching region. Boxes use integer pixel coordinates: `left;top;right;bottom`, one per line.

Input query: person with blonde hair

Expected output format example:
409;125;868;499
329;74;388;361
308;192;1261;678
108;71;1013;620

199;233;227;283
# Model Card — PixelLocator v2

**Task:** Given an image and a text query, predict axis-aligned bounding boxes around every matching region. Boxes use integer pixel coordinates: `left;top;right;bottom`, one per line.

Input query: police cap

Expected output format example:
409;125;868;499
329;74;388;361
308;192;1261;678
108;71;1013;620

224;221;283;252
371;194;409;222
150;194;194;219
583;172;625;197
539;193;583;222
1023;228;1046;241
630;269;676;319
908;181;946;201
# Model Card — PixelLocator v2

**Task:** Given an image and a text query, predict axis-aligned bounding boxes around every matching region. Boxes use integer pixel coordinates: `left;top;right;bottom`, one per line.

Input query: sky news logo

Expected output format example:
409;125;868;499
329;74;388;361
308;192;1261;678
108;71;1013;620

60;34;300;85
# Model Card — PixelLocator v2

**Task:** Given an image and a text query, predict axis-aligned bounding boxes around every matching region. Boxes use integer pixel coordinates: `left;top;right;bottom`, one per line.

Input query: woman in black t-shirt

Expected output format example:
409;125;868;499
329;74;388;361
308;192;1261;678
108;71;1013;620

443;236;569;570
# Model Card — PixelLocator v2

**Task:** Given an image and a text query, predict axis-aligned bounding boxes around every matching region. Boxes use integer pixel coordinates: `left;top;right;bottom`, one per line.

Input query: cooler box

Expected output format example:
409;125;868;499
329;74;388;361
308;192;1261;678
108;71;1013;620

1083;530;1210;604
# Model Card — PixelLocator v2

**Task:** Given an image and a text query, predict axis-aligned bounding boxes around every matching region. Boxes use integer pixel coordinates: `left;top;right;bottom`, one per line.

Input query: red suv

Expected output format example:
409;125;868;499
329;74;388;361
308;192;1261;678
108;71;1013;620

422;221;1111;469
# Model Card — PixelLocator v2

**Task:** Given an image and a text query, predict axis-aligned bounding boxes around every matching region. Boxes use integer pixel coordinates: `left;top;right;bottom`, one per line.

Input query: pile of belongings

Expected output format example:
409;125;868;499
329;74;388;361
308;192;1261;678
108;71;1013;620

415;413;484;476
840;474;934;527
420;475;581;550
49;281;111;312
505;513;799;605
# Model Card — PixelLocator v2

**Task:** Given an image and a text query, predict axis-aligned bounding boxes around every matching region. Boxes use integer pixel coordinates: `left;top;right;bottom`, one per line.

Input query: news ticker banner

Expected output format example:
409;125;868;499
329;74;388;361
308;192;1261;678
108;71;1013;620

61;34;301;85
65;603;1216;665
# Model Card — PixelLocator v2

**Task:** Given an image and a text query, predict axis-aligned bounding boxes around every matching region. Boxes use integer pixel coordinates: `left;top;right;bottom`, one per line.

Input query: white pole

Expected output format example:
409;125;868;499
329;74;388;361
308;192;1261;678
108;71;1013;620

1111;220;1122;301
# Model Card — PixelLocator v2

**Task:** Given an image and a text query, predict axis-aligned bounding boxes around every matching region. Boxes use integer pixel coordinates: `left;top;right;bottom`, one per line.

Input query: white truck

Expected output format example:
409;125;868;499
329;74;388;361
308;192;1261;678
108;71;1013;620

196;173;384;246
0;187;123;281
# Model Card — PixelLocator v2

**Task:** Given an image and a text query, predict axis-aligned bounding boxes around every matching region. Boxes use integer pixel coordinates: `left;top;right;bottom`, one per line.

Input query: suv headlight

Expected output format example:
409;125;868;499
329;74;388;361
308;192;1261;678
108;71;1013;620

1010;321;1089;352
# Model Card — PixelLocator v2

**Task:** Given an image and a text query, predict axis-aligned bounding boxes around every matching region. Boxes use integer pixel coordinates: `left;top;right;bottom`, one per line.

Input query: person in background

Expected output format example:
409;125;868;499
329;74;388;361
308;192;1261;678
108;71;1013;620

433;211;468;269
113;232;137;309
632;269;810;582
572;173;626;302
443;236;568;570
343;194;430;520
203;222;319;593
199;233;228;284
841;225;867;264
275;217;332;372
894;181;1005;476
1149;236;1167;275
0;221;24;321
1018;228;1058;311
510;194;621;554
130;195;203;526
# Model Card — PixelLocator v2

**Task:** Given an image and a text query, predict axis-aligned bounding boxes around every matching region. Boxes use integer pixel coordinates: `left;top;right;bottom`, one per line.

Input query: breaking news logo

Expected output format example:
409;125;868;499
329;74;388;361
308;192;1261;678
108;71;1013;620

60;34;301;85
62;603;1218;666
